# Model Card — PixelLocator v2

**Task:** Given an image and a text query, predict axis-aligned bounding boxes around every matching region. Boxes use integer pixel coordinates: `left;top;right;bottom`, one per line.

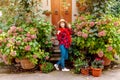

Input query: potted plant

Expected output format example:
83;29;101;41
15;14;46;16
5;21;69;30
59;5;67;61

0;25;49;69
74;58;83;74
42;10;52;16
80;60;89;75
73;58;89;74
91;58;104;77
40;62;54;73
76;0;80;7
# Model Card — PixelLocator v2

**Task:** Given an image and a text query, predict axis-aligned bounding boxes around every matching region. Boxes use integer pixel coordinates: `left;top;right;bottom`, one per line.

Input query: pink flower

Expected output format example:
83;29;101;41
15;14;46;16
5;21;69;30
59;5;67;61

98;51;104;57
23;38;28;42
82;33;88;39
45;56;49;60
0;29;2;34
89;22;95;27
33;54;38;59
77;31;82;36
10;51;17;57
16;41;21;46
27;37;32;41
31;35;37;39
76;25;81;29
98;30;106;37
11;38;15;43
24;45;31;51
114;22;119;26
26;33;31;37
80;22;86;27
7;43;11;47
107;46;113;52
8;30;12;35
13;33;18;36
79;16;85;21
10;26;17;33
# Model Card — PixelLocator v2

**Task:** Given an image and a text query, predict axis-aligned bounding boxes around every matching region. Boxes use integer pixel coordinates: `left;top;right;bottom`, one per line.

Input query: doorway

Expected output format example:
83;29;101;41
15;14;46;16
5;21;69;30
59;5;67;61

51;0;72;26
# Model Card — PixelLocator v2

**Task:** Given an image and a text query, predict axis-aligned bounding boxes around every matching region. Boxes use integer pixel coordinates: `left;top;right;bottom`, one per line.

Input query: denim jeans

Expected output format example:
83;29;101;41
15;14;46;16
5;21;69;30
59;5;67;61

56;45;68;69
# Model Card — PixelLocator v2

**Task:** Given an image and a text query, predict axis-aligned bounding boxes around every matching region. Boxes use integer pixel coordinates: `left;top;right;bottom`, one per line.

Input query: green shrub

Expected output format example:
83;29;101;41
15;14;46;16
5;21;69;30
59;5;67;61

41;62;54;73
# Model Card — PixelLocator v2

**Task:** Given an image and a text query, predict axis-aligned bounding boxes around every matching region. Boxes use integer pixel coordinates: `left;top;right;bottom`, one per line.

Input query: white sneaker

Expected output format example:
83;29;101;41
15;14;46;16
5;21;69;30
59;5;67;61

62;68;70;71
54;64;59;70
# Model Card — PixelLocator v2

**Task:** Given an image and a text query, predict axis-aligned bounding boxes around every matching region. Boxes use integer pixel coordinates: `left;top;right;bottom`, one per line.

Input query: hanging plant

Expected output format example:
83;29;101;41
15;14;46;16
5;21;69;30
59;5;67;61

76;1;80;7
42;10;52;16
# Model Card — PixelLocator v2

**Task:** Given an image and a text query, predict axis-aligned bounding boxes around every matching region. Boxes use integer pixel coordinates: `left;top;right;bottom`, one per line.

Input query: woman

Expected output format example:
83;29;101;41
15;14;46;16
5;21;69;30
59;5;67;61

54;19;72;71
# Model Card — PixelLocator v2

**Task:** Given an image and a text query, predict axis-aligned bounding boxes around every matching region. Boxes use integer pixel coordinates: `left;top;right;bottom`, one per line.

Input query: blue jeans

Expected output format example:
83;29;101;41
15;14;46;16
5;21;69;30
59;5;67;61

56;45;68;69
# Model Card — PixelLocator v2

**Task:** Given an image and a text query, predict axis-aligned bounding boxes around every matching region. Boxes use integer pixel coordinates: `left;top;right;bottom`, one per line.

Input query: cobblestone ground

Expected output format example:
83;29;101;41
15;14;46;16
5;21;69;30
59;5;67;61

0;69;120;80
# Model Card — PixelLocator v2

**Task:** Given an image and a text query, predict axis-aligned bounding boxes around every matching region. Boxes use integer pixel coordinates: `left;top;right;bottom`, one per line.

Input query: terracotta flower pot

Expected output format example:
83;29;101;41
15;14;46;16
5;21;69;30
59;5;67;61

44;12;51;16
81;68;89;75
79;6;87;11
15;58;21;63
91;68;102;77
20;58;35;69
76;2;80;7
103;56;111;66
39;64;42;70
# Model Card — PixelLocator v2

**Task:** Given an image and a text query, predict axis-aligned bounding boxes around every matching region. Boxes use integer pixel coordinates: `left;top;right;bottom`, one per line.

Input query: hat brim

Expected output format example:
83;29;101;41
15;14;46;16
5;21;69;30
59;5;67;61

57;19;67;25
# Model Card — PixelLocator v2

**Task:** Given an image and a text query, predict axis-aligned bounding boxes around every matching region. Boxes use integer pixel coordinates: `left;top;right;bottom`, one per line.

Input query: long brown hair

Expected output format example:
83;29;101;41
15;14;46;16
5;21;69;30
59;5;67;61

58;21;68;28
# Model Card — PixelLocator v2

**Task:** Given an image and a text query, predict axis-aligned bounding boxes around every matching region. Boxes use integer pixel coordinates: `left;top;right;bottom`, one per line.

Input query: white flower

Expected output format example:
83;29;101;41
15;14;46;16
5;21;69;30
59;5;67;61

0;11;2;17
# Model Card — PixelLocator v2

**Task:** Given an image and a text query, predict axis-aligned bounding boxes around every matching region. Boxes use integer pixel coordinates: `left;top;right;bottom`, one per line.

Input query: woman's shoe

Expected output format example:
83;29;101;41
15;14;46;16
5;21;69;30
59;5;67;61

62;68;70;71
54;64;59;70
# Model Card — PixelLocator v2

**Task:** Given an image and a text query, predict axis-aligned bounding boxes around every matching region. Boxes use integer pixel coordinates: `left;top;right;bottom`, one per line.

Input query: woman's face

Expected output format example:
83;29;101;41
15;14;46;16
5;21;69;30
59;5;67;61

60;22;65;28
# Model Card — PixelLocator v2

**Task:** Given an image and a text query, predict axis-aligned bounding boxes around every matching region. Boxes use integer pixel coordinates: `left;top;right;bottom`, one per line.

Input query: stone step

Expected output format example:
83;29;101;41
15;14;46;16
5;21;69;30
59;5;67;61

51;54;60;57
53;49;60;53
53;46;59;50
49;57;60;61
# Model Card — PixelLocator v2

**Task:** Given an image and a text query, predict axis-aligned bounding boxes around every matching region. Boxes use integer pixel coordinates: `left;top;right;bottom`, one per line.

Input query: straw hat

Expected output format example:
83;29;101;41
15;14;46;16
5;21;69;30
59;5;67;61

57;19;67;25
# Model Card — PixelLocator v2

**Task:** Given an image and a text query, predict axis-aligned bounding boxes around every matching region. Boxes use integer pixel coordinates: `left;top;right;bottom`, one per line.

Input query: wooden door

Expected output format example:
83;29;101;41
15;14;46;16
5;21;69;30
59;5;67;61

51;0;72;26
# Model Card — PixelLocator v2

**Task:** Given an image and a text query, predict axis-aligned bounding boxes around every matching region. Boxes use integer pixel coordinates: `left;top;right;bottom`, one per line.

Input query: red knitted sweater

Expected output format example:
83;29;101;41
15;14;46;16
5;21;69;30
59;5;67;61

57;28;72;48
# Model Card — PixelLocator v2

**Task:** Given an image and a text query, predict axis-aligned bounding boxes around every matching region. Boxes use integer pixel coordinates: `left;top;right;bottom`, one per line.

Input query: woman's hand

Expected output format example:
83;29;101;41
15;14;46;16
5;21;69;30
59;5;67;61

68;24;71;29
57;30;61;34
